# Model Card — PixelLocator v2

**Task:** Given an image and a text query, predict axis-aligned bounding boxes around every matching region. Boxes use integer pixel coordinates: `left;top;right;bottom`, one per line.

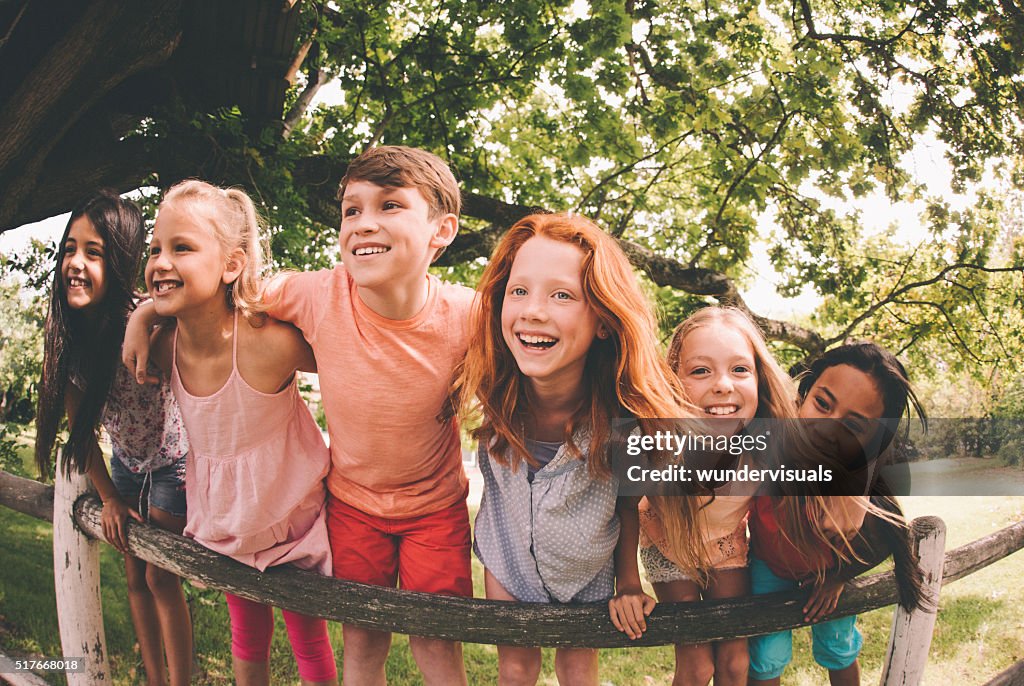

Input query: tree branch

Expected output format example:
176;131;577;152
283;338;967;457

890;299;986;363
0;0;28;52
827;262;1024;346
692;91;797;267
0;0;182;229
0;135;154;233
286;38;313;85
282;67;326;139
289;158;825;352
796;0;920;49
576;130;695;212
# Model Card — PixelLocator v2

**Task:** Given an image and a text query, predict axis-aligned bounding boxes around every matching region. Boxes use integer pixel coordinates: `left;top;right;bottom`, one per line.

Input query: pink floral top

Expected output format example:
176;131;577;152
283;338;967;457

73;361;190;473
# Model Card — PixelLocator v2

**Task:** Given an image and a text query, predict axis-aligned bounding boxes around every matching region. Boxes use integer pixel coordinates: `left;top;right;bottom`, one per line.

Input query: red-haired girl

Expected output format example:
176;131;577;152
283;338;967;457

453;213;688;686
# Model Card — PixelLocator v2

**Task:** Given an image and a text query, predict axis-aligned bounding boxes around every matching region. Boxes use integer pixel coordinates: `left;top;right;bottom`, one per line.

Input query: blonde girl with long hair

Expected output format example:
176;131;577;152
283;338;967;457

641;306;798;686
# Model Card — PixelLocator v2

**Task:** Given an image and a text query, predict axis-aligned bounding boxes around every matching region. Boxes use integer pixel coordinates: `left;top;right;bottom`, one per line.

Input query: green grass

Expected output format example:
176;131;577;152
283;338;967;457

2;429;1022;686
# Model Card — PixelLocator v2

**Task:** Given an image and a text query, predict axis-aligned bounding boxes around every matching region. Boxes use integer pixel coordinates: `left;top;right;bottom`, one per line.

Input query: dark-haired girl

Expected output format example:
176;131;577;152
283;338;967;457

35;190;193;686
748;342;925;686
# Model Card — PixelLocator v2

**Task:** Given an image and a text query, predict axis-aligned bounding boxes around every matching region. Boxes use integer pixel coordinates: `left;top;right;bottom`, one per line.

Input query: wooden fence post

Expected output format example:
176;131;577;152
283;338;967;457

879;516;946;686
53;459;109;684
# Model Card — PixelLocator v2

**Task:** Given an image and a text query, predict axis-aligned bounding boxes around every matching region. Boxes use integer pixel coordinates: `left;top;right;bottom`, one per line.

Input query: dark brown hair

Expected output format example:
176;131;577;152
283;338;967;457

797;341;927;451
35;190;145;475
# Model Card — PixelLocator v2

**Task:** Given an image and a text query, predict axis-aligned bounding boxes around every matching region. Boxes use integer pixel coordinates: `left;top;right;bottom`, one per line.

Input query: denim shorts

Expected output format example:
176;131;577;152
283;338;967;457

109;453;187;518
747;556;863;679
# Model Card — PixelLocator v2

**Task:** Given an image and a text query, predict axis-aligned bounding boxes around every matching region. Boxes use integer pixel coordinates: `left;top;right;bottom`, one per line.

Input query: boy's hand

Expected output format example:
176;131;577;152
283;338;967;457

800;577;846;622
609;586;657;639
100;496;144;554
122;302;160;384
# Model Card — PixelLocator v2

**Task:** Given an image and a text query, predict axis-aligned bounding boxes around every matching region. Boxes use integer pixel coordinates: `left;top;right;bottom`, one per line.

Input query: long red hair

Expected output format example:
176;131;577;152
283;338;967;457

451;213;691;474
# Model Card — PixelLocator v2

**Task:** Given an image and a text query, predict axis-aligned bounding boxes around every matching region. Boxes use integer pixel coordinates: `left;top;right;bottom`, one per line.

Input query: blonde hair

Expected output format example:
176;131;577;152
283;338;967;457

769;495;922;609
653;306;799;583
159;180;268;320
666;306;797;420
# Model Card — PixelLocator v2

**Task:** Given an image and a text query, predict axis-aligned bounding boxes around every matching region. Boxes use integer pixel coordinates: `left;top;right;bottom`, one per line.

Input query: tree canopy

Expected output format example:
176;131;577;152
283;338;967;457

1;0;1022;383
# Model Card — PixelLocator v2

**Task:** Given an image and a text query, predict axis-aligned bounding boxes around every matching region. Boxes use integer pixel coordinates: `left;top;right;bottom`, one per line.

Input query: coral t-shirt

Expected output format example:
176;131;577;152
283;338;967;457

268;265;472;518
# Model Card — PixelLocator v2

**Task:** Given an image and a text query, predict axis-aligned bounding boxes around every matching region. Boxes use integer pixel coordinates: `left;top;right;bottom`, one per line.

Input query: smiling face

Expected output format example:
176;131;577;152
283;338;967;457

675;323;760;425
145;205;237;318
799;363;885;461
339;180;456;292
61;215;109;314
500;236;601;395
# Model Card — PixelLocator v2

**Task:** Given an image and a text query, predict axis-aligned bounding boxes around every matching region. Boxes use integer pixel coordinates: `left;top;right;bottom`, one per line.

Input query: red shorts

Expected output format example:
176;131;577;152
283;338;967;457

327;495;472;597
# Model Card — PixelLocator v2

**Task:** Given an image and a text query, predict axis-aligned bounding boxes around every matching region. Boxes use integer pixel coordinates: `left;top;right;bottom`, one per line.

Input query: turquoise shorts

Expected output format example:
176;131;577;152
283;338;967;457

747;556;863;680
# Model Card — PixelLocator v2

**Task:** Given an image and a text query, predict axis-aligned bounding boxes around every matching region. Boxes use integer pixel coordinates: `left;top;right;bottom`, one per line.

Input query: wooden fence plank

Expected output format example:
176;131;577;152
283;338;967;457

0;471;53;522
52;468;109;683
943;518;1024;583
69;494;931;647
983;659;1024;686
879;516;945;686
2;472;1022;649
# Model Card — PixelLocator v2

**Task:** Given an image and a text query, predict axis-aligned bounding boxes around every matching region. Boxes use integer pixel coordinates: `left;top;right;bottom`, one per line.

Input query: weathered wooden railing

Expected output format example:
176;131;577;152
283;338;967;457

2;468;1023;685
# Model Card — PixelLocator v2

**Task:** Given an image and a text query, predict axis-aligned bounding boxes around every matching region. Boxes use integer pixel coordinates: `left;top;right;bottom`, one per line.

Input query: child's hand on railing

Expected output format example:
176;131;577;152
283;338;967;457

608;586;657;639
800;576;846;622
100;495;143;554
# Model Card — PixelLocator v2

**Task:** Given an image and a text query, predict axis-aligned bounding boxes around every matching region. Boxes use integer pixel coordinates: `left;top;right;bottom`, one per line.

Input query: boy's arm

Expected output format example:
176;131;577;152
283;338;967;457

262;272;301;324
65;386;142;553
122;300;170;384
609;496;657;639
261;271;329;344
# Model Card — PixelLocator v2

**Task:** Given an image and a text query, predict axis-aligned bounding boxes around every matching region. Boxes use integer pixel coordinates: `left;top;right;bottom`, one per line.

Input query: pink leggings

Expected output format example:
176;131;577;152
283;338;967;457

225;592;337;682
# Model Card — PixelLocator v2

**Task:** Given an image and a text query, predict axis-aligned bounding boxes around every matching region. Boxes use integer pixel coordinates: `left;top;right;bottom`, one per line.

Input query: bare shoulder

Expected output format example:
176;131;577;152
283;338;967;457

238;313;315;378
242;314;308;351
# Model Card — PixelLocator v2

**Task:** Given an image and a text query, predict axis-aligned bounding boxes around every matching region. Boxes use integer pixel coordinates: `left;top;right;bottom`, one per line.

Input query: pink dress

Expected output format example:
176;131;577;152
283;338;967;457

171;314;331;575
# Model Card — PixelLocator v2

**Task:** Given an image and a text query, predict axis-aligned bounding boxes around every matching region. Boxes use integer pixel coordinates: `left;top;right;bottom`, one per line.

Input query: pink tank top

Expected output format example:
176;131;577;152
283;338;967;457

171;313;331;575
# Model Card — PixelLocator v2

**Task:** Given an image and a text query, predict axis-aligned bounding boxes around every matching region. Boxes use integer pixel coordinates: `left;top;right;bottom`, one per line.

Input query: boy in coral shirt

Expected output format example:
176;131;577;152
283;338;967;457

267;145;473;686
